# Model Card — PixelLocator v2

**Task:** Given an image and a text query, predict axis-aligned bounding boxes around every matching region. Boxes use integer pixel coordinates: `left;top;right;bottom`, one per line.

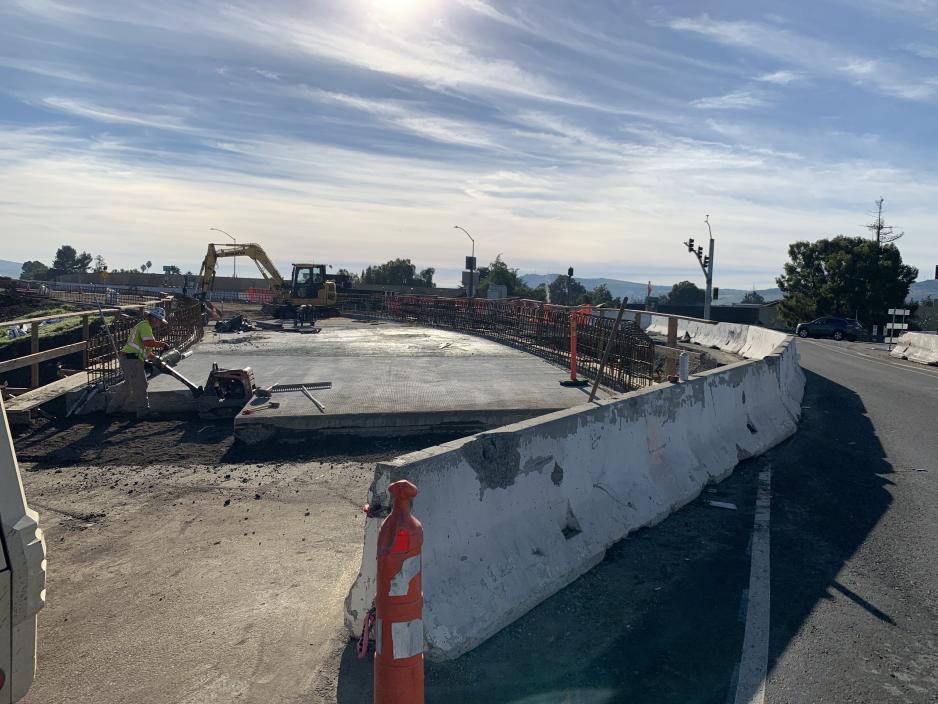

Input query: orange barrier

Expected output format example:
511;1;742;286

246;287;274;304
374;481;424;704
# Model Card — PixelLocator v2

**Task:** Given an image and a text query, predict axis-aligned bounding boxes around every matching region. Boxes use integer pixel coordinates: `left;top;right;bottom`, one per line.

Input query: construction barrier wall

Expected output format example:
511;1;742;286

345;323;805;660
890;331;938;365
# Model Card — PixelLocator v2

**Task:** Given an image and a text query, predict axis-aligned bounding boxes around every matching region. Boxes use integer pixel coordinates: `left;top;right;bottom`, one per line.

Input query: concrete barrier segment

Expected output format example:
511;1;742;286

345;324;805;660
890;332;938;365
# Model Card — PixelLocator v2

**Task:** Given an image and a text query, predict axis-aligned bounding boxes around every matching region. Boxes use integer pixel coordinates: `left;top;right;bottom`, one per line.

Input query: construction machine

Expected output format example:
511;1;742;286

197;243;337;319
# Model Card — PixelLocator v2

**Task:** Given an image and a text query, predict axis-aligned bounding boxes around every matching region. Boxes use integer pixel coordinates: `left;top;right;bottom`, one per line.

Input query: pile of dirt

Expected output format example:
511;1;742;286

12;415;467;470
0;291;80;323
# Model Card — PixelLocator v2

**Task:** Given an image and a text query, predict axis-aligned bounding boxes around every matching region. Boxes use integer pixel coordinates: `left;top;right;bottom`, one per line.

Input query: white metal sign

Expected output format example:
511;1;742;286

887;308;910;316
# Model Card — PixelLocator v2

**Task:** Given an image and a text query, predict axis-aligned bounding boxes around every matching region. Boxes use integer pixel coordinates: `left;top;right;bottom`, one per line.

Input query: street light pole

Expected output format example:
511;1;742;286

453;225;476;297
682;216;715;320
209;227;237;278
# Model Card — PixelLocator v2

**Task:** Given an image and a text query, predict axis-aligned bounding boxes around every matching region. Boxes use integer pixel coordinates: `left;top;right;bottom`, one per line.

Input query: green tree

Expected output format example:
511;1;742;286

477;255;542;299
776;236;917;327
93;254;108;273
51;245;92;278
548;274;587;305
361;258;432;287
742;290;766;304
579;283;618;306
416;267;435;288
164;265;181;275
661;280;705;305
336;268;360;284
20;260;50;280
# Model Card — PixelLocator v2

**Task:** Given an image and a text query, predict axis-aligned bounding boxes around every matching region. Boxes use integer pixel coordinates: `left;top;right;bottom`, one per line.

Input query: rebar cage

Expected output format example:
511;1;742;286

87;298;205;388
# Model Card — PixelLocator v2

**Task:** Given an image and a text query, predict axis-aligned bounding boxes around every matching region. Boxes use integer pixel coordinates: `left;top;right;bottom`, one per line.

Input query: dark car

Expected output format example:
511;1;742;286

795;316;867;341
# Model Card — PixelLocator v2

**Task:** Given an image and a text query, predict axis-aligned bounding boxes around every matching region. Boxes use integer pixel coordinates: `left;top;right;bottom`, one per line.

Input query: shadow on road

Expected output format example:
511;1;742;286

769;369;894;672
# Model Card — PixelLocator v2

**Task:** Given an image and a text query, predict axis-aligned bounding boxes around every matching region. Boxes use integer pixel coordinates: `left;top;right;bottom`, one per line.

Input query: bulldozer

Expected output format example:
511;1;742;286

197;242;337;319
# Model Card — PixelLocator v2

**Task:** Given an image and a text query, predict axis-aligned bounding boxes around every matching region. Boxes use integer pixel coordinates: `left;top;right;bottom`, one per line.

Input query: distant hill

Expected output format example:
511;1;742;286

909;279;938;300
521;274;782;305
0;260;22;278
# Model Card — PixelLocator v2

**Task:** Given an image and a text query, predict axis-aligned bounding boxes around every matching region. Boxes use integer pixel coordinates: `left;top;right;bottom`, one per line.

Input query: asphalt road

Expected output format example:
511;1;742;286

338;337;938;703
767;339;938;703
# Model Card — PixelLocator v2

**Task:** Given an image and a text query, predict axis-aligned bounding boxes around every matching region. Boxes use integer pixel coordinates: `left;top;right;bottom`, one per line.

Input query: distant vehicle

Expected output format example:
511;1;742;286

796;316;867;341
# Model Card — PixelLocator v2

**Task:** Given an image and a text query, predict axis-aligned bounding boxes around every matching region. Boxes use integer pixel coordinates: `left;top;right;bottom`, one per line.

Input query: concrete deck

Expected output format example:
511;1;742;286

147;318;610;443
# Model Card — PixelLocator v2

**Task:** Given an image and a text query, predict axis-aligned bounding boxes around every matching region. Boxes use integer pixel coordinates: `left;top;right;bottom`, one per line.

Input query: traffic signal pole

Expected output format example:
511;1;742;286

683;215;716;321
704;234;715;321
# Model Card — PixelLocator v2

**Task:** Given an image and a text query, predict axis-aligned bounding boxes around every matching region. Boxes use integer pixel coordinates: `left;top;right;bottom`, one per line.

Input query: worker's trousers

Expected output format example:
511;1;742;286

112;356;150;417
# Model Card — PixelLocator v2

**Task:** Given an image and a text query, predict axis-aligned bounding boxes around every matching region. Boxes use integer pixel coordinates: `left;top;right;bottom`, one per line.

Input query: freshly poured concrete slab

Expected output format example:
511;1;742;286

147;318;609;442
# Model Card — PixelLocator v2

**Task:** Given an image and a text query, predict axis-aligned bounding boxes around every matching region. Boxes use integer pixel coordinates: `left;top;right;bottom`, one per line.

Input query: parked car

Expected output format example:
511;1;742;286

795;316;867;341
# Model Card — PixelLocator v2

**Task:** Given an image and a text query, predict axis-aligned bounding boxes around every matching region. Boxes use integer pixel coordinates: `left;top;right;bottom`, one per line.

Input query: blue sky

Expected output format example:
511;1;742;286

1;0;936;288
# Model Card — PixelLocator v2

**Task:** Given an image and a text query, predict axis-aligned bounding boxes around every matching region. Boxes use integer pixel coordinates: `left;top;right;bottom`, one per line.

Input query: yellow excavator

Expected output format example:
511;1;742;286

197;242;337;318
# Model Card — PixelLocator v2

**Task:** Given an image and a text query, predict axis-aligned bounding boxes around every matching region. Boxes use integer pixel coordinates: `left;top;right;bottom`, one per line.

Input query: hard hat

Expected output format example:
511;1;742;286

148;306;168;323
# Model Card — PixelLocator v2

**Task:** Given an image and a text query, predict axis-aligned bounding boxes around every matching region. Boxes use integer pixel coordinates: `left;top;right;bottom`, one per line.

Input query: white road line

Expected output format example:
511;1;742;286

734;467;772;704
801;340;938;380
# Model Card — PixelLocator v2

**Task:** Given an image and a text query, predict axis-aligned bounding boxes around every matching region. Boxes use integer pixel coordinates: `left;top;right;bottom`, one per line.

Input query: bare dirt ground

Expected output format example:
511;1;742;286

14;420;463;704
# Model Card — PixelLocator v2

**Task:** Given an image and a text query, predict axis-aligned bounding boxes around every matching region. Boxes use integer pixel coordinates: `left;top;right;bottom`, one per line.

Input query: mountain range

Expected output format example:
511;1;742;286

521;275;938;305
520;274;782;305
0;260;22;278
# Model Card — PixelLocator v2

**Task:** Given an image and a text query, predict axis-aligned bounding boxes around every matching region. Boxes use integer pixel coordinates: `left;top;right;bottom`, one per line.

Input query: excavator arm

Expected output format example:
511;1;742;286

197;243;286;299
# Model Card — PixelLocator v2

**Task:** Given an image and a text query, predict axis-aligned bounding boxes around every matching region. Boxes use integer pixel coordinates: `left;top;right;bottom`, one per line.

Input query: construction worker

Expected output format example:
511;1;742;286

112;306;169;417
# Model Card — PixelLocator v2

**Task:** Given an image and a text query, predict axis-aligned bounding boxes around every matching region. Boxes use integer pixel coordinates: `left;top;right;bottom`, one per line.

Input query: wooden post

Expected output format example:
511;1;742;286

82;314;90;369
666;316;679;378
30;321;39;388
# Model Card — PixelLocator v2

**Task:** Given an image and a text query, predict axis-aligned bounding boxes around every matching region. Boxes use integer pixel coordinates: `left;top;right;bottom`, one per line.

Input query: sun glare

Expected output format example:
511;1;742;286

371;0;434;20
373;0;424;13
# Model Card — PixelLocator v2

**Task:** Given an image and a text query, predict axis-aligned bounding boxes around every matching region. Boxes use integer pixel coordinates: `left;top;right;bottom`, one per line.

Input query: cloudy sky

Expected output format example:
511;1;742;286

1;0;936;287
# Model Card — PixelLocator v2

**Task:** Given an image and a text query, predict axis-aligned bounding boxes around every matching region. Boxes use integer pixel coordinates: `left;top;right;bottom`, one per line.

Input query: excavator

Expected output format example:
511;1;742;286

196;243;338;319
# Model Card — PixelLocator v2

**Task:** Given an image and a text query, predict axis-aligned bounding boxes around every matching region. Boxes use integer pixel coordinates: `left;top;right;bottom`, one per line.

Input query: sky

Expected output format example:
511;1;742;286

1;0;936;288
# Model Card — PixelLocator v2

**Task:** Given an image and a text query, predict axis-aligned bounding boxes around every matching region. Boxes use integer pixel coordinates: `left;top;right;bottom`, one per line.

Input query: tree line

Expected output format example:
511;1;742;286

20;245;178;280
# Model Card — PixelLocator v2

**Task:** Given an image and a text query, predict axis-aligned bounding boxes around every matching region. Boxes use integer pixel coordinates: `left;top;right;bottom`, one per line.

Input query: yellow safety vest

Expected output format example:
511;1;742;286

121;320;155;360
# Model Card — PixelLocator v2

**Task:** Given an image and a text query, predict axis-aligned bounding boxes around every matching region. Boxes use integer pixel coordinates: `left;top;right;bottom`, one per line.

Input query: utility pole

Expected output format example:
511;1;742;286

683;215;715;320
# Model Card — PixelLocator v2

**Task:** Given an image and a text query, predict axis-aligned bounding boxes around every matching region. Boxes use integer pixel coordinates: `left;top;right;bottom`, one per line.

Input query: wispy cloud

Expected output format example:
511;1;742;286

755;70;802;85
669;14;938;101
693;90;769;110
1;1;937;286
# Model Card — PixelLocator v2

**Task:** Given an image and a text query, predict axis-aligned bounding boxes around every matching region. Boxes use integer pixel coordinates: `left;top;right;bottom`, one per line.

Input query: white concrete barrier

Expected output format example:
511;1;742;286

345;325;805;660
890;332;938;365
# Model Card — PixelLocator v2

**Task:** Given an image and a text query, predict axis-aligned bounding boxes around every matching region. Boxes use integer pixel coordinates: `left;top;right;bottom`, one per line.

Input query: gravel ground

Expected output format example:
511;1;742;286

13;418;461;704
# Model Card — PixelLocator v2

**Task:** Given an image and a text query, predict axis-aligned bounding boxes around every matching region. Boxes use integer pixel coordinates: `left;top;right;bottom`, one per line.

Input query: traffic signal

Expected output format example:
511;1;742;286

703;256;710;268
713;287;719;300
567;266;574;278
687;238;695;252
697;245;703;258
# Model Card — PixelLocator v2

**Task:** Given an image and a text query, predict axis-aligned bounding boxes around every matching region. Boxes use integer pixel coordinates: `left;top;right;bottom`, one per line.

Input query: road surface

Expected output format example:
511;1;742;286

337;337;938;703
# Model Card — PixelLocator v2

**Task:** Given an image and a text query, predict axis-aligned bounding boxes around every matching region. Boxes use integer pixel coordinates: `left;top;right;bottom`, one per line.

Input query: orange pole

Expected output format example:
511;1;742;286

374;481;424;704
569;314;578;381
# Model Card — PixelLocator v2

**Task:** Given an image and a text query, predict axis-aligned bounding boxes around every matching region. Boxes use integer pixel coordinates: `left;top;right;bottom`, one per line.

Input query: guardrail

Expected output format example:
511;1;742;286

341;294;656;391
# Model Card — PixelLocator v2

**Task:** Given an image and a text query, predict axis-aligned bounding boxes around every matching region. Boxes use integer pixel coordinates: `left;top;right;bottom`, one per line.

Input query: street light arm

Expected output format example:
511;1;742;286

453;225;474;258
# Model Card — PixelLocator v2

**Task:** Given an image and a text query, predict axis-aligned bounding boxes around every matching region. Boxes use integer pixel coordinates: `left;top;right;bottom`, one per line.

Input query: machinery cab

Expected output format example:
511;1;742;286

289;264;337;306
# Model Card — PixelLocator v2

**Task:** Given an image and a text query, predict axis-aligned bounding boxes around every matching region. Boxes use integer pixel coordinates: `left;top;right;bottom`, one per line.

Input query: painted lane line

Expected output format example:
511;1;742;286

801;340;938;379
734;467;772;704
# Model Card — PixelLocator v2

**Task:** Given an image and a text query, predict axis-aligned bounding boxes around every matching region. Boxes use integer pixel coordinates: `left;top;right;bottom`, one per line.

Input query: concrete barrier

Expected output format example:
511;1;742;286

345;325;804;660
890;332;938;365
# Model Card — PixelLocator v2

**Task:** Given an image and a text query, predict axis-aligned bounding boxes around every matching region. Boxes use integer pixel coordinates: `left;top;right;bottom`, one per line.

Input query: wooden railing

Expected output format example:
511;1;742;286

1;300;165;390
